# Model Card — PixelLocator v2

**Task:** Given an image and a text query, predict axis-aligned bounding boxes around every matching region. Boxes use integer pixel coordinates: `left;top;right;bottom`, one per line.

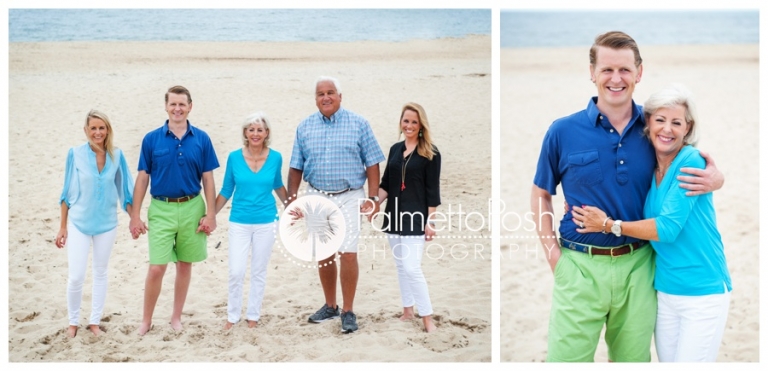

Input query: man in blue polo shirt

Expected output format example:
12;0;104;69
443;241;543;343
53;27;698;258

129;85;219;335
287;76;385;334
530;31;724;362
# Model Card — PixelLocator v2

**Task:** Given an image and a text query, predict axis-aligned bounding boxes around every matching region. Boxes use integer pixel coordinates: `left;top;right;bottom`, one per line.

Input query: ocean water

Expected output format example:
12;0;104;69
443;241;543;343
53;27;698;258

9;9;491;42
501;10;759;48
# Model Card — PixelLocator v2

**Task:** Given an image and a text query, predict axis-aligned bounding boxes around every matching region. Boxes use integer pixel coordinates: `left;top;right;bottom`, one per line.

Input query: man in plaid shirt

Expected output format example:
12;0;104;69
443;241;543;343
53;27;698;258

288;76;385;334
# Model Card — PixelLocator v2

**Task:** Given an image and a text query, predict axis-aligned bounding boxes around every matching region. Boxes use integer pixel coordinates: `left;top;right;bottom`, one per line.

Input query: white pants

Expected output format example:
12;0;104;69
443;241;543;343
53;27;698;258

227;221;276;323
655;287;731;362
386;234;433;316
66;223;117;326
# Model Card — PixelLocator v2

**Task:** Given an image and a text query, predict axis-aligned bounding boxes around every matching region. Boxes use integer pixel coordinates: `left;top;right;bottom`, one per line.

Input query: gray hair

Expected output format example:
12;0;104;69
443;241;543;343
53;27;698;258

642;84;700;147
241;111;272;147
315;76;342;94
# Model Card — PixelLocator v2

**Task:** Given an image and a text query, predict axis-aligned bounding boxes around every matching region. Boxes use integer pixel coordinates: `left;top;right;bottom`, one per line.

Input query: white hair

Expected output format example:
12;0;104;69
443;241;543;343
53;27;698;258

241;111;272;147
315;76;342;94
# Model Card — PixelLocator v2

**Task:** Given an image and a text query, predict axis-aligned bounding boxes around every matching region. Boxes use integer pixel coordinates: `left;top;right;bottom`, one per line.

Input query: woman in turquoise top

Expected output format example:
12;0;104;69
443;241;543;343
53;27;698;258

55;110;134;338
214;112;288;329
572;85;731;362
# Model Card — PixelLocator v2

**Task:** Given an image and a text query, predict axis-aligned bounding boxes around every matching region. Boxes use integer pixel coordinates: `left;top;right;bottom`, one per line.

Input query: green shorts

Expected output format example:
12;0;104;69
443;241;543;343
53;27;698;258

147;194;207;265
547;243;656;362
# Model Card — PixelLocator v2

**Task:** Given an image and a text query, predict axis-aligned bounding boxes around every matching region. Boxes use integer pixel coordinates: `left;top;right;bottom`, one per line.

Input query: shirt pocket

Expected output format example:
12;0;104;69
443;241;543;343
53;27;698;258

152;148;172;167
567;150;604;185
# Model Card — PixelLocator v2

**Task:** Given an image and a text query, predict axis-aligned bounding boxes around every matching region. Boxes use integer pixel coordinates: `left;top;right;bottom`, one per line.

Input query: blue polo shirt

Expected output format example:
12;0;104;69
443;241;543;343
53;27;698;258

289;107;385;192
138;120;219;198
533;97;655;247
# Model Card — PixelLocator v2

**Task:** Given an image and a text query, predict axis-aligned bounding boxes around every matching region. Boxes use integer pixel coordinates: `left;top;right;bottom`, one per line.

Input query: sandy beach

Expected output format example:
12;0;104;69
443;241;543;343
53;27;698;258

500;44;760;362
7;36;491;362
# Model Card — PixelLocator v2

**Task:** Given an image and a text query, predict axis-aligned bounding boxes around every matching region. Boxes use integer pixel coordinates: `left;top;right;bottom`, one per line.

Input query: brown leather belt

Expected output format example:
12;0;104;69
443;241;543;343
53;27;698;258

559;238;646;257
152;193;199;203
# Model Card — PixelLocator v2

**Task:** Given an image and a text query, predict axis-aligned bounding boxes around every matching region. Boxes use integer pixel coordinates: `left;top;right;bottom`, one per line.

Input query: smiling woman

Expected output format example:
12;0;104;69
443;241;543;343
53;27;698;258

213;111;289;330
55;110;135;339
572;84;732;362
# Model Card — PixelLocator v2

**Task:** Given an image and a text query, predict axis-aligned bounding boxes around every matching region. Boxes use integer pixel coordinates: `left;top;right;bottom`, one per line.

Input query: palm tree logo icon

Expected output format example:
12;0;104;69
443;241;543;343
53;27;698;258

278;194;347;263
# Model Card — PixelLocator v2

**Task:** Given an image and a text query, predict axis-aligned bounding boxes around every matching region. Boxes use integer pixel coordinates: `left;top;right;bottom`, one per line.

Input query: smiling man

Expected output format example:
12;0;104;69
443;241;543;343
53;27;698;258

287;76;385;334
530;31;724;362
129;85;219;335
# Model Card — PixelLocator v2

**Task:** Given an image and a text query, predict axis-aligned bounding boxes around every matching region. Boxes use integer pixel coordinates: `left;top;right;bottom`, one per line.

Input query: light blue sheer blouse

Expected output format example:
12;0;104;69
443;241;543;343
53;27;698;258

59;143;134;235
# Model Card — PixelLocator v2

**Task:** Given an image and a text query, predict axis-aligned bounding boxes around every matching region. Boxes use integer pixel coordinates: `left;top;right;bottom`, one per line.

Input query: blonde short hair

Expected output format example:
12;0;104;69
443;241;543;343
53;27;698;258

642;84;700;147
241;111;272;147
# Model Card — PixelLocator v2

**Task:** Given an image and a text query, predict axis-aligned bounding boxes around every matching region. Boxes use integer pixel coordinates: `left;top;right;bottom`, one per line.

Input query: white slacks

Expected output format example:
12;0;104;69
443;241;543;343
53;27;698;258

386;234;433;316
66;223;117;326
227;221;276;323
655;287;731;362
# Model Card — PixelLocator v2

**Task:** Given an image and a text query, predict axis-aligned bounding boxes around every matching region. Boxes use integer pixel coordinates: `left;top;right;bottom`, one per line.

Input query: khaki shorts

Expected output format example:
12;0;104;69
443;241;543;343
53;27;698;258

310;187;364;254
147;195;207;264
547;243;656;362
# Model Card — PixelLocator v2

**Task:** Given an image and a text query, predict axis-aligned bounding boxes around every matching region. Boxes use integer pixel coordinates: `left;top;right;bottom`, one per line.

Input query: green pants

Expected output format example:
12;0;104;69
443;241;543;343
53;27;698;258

148;195;207;265
547;244;656;362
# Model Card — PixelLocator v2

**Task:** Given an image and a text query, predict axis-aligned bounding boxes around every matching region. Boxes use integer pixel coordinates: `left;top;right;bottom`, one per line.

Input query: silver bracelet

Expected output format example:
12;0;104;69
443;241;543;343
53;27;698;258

601;216;612;234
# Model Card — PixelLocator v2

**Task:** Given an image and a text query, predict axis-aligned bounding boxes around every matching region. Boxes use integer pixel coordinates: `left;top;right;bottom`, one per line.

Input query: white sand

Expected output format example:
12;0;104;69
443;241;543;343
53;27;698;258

8;36;491;362
500;44;760;362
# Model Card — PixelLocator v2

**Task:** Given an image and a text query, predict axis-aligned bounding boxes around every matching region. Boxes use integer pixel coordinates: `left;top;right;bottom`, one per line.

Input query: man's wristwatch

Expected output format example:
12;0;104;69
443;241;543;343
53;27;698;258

368;196;379;202
611;219;623;237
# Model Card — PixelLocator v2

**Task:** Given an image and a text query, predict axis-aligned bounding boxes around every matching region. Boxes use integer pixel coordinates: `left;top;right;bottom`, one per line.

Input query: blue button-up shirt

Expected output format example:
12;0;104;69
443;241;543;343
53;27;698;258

290;107;385;192
60;143;134;235
534;97;655;247
138;120;219;198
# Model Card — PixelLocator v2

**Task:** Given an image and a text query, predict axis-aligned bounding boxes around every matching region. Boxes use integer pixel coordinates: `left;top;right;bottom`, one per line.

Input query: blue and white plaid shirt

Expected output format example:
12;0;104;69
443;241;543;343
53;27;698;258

290;107;385;192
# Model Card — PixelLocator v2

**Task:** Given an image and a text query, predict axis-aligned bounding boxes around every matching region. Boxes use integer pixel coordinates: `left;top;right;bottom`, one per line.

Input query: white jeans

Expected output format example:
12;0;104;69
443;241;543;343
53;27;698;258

66;223;117;326
227;221;276;323
386;234;433;316
655;287;731;362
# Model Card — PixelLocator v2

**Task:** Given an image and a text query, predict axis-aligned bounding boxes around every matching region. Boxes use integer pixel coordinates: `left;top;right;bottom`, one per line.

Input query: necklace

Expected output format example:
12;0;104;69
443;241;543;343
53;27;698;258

245;146;267;172
401;149;414;191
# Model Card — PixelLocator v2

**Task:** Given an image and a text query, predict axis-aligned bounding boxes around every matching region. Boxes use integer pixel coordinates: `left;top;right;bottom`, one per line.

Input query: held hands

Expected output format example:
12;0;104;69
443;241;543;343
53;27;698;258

197;214;217;236
359;199;380;222
571;205;608;234
129;217;148;240
287;207;304;226
55;228;67;248
677;150;725;196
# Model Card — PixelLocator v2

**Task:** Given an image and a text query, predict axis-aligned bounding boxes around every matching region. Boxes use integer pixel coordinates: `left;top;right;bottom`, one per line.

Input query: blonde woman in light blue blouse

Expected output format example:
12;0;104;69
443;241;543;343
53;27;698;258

55;110;134;338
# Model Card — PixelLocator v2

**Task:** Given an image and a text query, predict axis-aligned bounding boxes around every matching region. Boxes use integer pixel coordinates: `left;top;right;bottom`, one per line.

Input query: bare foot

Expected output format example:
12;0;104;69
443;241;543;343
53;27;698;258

67;325;78;338
170;319;183;332
224;321;234;330
88;324;102;336
400;307;415;321
137;322;152;336
247;320;258;328
423;315;437;332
